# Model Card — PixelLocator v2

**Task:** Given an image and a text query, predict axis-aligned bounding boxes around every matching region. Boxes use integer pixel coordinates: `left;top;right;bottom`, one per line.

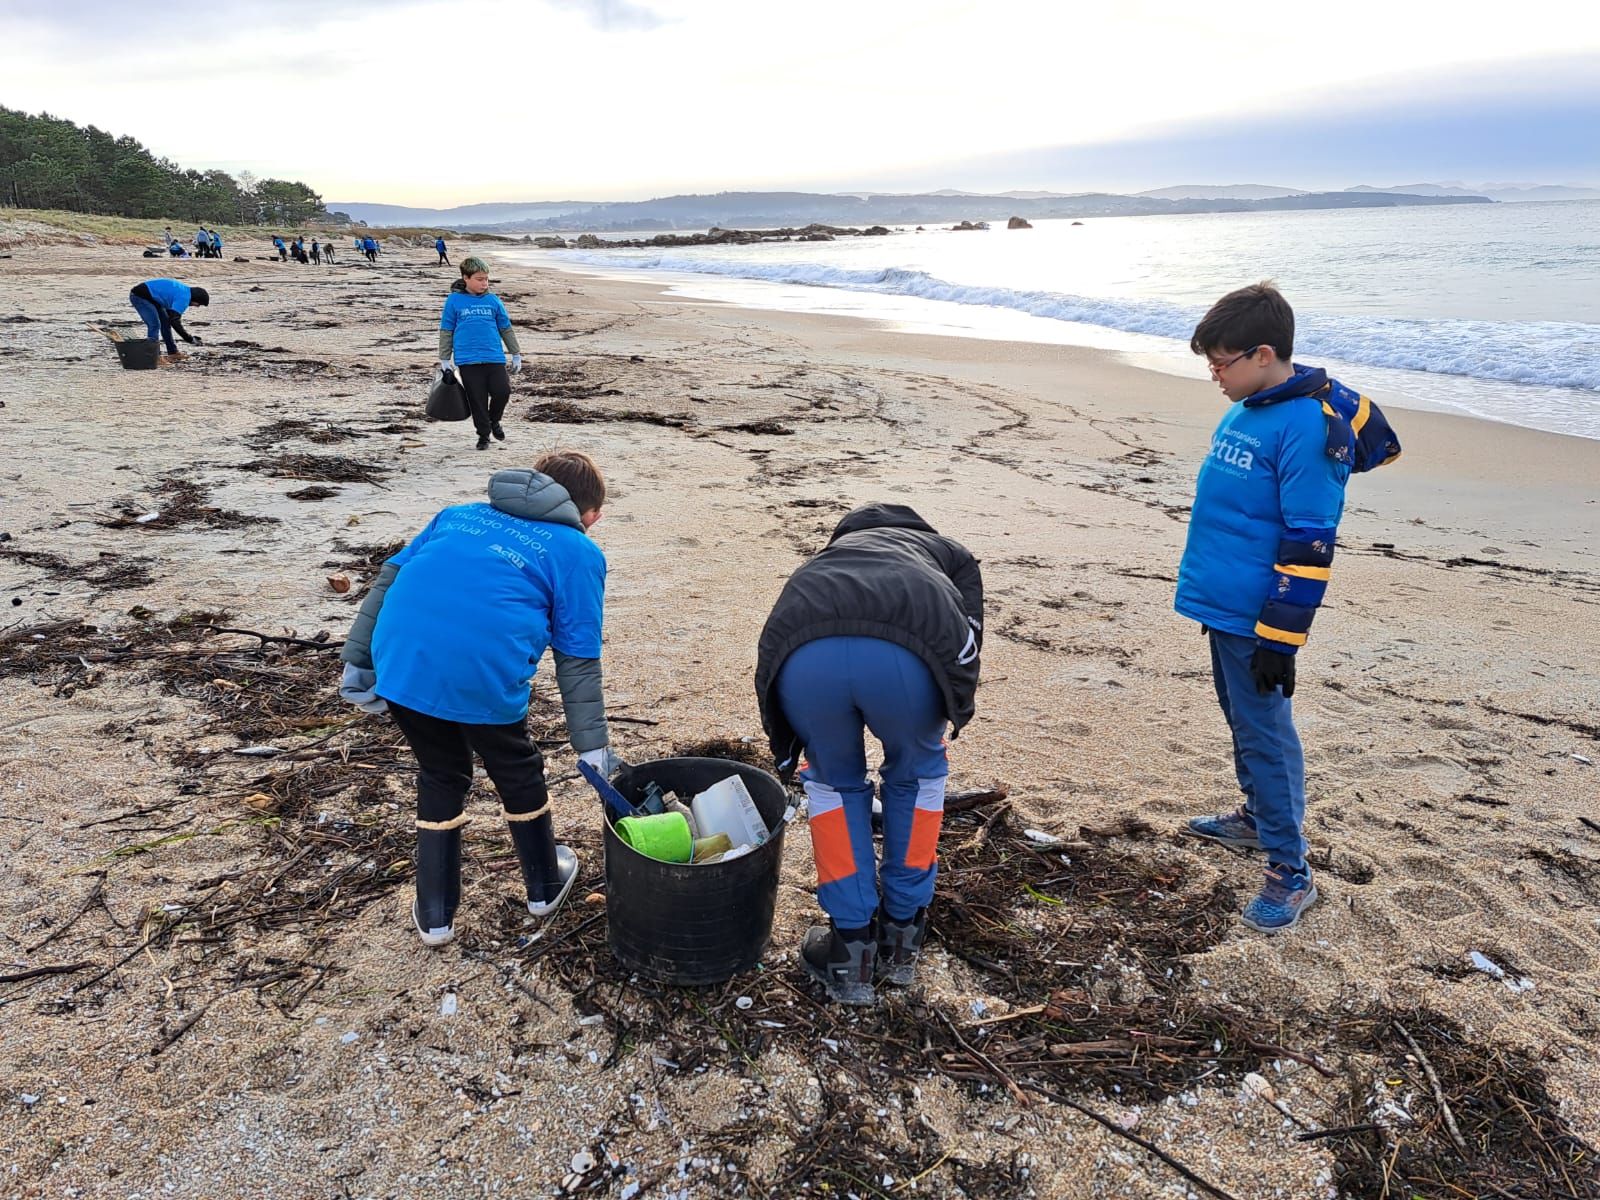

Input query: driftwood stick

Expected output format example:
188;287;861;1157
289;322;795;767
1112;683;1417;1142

1396;1021;1470;1157
0;961;96;984
936;1009;1029;1107
199;625;337;650
1022;1082;1244;1200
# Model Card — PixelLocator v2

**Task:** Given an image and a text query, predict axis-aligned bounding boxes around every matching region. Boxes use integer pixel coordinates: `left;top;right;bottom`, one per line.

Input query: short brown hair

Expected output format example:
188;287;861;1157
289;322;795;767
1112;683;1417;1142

459;255;489;277
1190;281;1294;361
535;449;606;514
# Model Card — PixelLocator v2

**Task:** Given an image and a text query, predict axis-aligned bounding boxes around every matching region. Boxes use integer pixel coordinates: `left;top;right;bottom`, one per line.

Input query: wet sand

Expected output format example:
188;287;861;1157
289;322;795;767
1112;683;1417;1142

2;237;1598;1199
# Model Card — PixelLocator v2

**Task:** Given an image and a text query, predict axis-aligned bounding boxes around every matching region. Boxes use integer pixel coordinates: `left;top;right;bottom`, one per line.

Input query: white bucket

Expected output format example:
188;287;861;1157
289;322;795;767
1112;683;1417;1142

691;775;768;851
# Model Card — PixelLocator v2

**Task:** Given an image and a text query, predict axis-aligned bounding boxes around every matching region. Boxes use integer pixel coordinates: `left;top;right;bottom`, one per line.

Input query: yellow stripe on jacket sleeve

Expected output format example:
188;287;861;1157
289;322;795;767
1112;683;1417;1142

1274;563;1332;581
1351;393;1372;435
1255;621;1309;646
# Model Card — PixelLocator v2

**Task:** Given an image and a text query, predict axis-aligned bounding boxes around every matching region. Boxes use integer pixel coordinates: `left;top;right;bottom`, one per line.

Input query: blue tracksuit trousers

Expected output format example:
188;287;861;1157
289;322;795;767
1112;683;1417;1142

775;636;949;928
1209;629;1307;871
130;293;176;353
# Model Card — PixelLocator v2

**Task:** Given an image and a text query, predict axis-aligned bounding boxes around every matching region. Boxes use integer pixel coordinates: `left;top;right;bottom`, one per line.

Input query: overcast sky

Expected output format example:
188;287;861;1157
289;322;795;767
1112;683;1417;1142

5;0;1598;205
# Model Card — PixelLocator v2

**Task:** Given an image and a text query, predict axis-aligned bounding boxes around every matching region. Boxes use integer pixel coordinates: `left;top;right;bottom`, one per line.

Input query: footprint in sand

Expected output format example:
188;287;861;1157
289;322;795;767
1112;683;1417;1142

1388;882;1481;920
1515;921;1597;972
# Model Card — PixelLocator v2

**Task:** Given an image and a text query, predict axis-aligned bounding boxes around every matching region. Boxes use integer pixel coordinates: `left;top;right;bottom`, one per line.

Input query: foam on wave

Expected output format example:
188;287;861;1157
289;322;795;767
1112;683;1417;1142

556;250;1600;393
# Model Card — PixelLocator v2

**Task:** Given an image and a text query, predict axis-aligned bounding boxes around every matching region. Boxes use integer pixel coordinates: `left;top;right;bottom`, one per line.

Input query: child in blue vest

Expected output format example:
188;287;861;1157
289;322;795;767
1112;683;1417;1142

439;256;524;451
436;236;450;265
128;278;209;355
338;453;617;946
1177;282;1399;933
273;235;287;261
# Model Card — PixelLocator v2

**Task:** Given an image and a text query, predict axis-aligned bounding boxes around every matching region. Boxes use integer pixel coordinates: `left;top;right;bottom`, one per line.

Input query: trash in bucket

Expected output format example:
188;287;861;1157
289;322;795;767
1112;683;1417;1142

114;338;160;371
691;775;768;851
603;757;788;985
614;811;692;863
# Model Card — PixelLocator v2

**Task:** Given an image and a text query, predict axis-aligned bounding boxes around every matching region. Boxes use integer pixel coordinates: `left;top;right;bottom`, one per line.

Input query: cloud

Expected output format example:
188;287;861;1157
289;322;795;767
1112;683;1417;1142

545;0;666;31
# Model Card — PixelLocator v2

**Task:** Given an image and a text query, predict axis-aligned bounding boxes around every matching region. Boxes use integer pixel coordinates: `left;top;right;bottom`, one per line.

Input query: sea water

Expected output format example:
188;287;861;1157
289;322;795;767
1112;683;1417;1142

507;200;1600;441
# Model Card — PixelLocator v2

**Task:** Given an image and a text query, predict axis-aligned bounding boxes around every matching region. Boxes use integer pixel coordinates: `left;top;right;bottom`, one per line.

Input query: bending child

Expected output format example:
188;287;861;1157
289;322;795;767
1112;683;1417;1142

755;504;984;1005
128;278;209;357
338;453;617;947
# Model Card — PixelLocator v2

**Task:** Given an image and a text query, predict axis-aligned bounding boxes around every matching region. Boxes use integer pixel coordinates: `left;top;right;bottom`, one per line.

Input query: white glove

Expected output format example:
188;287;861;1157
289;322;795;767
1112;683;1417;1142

509;354;523;374
339;663;387;714
439;359;454;375
578;747;622;778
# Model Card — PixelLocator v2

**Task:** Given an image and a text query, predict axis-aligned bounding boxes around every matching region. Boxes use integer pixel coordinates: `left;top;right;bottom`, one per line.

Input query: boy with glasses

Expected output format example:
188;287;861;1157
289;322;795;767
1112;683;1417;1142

1176;282;1394;932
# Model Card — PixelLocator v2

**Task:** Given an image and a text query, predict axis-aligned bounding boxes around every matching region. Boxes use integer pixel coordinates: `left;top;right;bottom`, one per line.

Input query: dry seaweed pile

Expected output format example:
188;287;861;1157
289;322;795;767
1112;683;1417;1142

236;453;390;484
100;476;277;530
524;399;693;428
0;545;154;593
244;418;367;450
1323;1010;1600;1200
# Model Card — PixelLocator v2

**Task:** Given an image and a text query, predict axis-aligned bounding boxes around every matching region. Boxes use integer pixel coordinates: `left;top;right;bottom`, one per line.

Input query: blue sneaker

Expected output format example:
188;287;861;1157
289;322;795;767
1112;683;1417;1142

1185;806;1262;850
1240;865;1318;933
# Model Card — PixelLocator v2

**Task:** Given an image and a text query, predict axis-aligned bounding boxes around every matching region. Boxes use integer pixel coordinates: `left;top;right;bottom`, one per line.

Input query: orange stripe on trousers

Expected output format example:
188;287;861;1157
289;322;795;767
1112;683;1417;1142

905;808;942;870
810;807;856;885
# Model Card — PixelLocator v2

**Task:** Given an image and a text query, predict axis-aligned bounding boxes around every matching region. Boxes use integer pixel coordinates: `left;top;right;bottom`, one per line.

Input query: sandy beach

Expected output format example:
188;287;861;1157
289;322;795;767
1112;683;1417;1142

2;228;1598;1200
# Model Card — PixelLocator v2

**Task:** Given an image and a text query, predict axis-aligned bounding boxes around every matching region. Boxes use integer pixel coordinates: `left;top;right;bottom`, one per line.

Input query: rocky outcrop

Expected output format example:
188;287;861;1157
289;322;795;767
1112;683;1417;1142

546;223;899;250
950;220;990;231
1007;216;1032;229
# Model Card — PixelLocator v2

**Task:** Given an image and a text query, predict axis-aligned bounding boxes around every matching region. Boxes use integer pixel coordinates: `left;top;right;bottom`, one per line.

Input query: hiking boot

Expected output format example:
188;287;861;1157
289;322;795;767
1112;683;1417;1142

876;907;927;986
800;923;877;1006
490;422;506;441
413;826;462;947
475;435;490;451
1185;805;1262;850
1241;864;1318;933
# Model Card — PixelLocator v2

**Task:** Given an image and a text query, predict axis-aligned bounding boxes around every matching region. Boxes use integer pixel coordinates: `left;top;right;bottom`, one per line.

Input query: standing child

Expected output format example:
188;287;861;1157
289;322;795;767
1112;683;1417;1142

436;236;450;266
755;504;984;1005
439;255;524;451
338;454;617;946
310;239;322;265
1177;282;1399;933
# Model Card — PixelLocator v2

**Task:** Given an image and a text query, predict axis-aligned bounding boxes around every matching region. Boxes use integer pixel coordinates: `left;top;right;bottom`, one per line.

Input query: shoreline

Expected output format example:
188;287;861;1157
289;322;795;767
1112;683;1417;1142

3;240;1597;1199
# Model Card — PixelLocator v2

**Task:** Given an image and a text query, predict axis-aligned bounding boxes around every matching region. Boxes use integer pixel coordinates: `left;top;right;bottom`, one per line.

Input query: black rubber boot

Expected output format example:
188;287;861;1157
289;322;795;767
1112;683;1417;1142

507;816;578;917
490;422;506;441
876;907;927;986
800;922;877;1006
413;827;461;947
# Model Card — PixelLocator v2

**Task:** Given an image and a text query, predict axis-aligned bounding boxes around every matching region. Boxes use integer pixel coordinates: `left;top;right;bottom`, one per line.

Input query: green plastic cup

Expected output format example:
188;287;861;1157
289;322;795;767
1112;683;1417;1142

615;811;692;863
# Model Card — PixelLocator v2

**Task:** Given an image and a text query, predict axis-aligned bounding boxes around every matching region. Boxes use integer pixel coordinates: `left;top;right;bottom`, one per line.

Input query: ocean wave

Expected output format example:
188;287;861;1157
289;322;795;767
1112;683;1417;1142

555;250;1600;393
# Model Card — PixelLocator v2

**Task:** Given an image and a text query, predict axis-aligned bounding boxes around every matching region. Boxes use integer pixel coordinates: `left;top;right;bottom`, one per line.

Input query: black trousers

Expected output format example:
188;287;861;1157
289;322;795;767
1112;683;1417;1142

458;362;511;438
387;701;549;823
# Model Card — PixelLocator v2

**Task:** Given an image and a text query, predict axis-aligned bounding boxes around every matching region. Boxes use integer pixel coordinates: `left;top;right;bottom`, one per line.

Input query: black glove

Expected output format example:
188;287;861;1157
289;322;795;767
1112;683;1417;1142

1250;646;1296;698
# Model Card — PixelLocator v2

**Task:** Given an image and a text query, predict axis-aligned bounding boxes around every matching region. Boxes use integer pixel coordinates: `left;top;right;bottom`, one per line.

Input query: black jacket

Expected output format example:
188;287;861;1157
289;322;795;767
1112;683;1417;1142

754;503;984;775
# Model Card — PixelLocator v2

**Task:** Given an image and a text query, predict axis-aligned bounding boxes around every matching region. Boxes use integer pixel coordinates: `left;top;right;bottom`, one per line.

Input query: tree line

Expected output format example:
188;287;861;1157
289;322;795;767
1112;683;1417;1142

0;106;332;225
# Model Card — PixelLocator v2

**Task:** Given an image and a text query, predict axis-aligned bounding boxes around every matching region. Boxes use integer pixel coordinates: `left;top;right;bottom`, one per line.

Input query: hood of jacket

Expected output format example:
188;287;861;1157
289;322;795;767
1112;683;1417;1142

487;469;584;530
827;502;937;545
449;277;467;293
1242;364;1328;408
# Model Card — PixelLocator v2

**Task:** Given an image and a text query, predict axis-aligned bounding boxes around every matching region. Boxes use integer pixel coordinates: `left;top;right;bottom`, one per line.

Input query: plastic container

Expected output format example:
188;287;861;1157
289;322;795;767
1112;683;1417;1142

604;757;787;985
691;774;768;850
614;811;692;863
115;338;160;370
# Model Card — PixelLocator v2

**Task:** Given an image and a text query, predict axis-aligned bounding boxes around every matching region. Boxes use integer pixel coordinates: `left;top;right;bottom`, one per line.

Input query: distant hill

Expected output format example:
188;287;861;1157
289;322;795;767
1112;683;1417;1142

1137;184;1308;200
332;186;1503;233
1347;181;1600;202
327;199;594;226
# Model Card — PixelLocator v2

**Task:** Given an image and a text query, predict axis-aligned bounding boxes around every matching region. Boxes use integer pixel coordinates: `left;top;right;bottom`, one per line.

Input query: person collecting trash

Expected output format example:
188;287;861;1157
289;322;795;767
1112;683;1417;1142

755;503;984;1004
338;452;617;947
128;278;208;360
439;255;524;451
435;235;450;265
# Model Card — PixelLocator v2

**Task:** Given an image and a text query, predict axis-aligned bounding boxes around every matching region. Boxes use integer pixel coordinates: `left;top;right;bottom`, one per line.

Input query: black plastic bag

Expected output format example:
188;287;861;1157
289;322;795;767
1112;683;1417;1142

426;368;469;422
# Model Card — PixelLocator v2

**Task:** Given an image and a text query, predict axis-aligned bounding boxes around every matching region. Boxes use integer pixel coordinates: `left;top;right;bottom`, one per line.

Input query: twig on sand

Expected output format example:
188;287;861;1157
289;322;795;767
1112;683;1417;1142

25;872;107;952
199;625;337;650
1396;1021;1470;1158
1022;1081;1244;1200
0;961;96;984
936;1009;1029;1106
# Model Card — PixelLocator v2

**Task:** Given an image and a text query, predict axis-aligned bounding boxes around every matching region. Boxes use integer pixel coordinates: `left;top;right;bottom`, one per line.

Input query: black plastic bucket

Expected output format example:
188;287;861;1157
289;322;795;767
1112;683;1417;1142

115;338;160;370
604;757;787;985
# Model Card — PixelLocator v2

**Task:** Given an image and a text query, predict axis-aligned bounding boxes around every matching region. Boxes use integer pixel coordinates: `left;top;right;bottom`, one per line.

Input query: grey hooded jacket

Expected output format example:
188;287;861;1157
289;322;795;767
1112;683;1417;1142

339;468;609;751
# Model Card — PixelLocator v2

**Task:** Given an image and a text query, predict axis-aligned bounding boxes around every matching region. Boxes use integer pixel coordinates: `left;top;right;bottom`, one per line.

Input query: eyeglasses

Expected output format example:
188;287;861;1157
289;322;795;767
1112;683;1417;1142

1207;346;1260;376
